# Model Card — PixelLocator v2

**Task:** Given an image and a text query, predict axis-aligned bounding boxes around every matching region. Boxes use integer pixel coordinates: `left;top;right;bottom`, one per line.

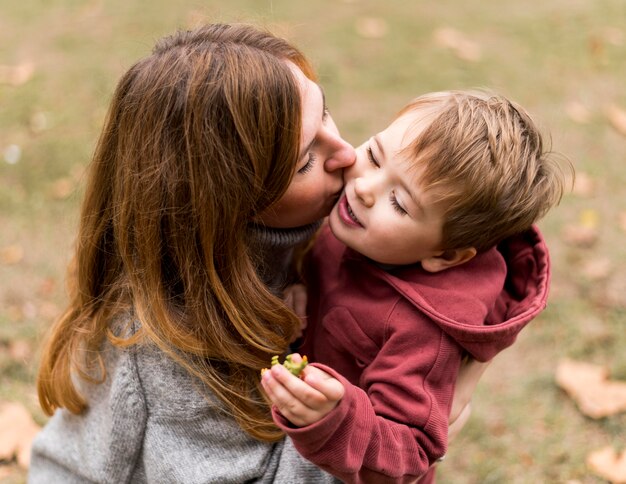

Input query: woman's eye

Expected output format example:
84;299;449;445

390;192;407;215
366;146;380;168
297;152;316;174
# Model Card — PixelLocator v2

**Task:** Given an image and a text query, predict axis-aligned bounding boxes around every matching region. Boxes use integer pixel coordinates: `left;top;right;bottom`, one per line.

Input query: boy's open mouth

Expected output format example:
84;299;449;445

338;195;363;228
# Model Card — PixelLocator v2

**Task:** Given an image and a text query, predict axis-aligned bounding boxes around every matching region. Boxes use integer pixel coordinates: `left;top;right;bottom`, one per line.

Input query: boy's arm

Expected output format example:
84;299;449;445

268;363;437;483
264;311;460;483
446;358;490;444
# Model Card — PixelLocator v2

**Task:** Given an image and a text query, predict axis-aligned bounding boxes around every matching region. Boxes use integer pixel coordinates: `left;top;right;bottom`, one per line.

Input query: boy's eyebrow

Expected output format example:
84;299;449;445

298;84;327;161
373;135;386;160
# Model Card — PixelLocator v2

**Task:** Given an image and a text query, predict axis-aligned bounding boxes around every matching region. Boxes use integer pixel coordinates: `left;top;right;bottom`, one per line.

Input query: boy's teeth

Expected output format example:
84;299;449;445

347;203;358;222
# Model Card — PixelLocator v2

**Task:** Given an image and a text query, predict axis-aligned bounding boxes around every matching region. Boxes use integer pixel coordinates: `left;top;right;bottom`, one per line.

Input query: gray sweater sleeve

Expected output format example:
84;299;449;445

29;336;339;484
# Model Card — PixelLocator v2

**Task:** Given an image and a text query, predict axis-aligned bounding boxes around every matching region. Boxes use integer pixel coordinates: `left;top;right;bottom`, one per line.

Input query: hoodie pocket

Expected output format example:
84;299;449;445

320;306;379;375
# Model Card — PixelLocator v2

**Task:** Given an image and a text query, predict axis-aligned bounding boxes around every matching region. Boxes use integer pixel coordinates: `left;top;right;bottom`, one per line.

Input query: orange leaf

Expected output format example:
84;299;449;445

30;112;49;134
433;27;464;48
355;17;388;39
8;340;32;362
581;257;612;281
620;212;626;234
602;26;624;46
50;177;75;200
587;446;626;483
561;209;600;248
571;171;595;197
0;62;35;86
606;104;626;136
0;402;41;469
433;27;482;62
565;101;591;124
556;359;626;418
0;245;24;265
561;224;598;248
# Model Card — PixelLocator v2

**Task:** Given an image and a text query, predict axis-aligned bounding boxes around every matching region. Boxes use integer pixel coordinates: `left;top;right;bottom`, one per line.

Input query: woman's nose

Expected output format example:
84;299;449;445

324;135;356;173
354;177;375;207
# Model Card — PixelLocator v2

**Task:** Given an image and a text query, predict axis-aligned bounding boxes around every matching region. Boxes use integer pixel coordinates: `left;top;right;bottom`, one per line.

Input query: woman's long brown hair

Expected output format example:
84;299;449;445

37;23;316;441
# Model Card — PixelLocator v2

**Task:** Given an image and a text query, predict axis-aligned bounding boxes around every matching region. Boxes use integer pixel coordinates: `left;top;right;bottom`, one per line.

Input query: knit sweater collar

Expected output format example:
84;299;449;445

248;219;323;250
247;219;323;294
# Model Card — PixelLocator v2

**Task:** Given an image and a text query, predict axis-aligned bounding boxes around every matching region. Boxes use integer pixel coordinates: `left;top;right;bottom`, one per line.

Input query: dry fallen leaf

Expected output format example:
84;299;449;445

30;112;48;134
580;209;599;228
51;177;75;200
556;359;626;418
0;245;24;265
8;340;32;362
186;9;208;28
571;171;595;197
602;26;624;46
581;257;613;281
565;101;591;124
561;209;600;248
604;274;626;309
355;17;388;39
78;0;104;19
433;27;482;62
434;27;463;48
0;62;35;86
454;39;482;62
0;402;41;468
561;225;598;248
619;212;626;234
587;446;626;483
589;35;608;66
3;144;22;165
38;301;61;320
606;104;626;136
38;278;56;297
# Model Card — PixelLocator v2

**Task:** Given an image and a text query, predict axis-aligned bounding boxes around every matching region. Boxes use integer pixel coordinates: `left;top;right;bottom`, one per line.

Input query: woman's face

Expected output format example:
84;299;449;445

256;63;356;228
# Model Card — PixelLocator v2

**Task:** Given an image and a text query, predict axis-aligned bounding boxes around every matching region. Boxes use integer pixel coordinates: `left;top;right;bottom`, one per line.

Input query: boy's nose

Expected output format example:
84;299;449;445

354;177;375;207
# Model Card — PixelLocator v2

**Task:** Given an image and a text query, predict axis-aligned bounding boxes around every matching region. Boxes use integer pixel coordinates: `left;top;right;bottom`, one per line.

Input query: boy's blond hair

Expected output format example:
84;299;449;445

398;90;568;252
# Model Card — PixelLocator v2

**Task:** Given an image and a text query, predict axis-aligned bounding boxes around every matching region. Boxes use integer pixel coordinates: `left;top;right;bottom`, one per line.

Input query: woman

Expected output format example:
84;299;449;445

29;23;483;483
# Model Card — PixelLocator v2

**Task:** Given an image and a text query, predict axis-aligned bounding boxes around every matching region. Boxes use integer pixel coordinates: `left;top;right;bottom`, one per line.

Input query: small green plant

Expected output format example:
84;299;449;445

263;354;309;378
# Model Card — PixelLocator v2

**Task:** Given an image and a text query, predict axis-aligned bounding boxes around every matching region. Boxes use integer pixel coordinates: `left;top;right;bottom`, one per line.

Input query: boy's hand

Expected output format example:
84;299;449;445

283;284;308;341
261;354;344;427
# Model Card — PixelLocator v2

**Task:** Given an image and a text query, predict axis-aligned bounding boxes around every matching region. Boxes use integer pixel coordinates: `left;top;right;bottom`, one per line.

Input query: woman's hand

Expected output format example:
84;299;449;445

261;353;344;427
283;284;308;341
448;358;491;441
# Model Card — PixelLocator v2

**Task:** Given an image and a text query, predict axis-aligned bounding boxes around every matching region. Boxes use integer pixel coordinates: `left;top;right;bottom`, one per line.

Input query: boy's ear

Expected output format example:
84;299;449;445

421;247;477;273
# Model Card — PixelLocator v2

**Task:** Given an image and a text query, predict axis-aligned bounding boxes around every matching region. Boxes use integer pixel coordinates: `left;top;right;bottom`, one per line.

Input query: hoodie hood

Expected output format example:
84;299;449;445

373;226;550;361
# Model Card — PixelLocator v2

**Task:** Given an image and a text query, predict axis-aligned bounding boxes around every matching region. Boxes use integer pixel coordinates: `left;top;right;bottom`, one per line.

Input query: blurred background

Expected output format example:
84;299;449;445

1;0;625;482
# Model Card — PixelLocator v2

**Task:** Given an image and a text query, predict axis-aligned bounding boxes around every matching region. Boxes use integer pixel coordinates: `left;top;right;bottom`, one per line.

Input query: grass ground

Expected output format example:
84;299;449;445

1;0;625;482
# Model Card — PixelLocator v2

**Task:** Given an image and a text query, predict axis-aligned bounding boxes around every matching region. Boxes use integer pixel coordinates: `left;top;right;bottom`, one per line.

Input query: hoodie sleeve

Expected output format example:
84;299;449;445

272;302;462;484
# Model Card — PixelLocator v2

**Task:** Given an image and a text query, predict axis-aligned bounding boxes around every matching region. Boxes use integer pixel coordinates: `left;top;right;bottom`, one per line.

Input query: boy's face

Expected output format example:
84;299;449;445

328;109;449;266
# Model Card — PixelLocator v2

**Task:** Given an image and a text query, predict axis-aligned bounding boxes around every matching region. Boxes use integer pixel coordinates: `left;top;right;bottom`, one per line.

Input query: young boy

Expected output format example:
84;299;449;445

261;90;567;483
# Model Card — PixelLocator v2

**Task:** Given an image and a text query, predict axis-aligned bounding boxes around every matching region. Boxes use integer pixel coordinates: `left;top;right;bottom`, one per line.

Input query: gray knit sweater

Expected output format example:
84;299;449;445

29;222;338;483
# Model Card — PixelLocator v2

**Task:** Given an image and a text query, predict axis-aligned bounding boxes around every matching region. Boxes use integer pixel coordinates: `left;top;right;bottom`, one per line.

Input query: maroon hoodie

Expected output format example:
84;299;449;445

273;224;550;483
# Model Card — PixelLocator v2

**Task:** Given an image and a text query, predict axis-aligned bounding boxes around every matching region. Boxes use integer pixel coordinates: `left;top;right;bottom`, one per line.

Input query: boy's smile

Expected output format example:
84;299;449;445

337;194;364;228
